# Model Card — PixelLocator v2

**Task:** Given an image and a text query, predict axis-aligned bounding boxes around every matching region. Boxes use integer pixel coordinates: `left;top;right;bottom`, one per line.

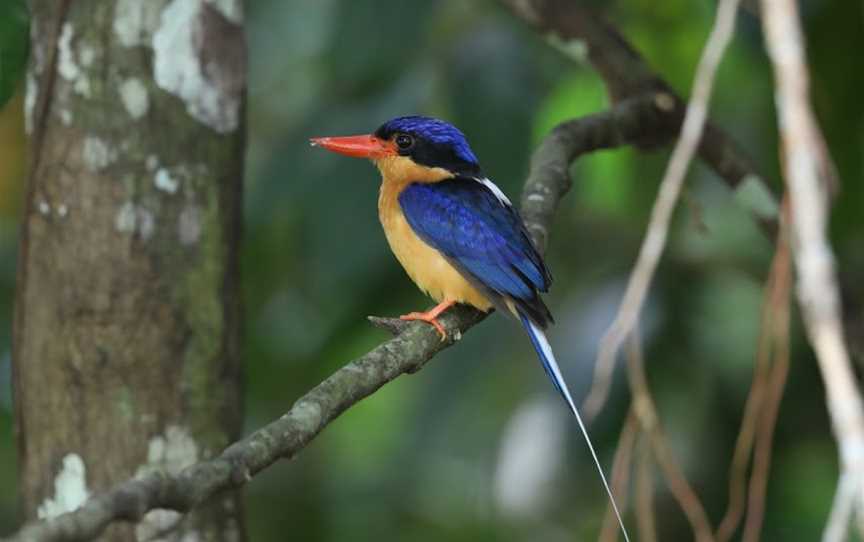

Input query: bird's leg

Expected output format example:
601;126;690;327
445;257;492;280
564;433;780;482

400;300;456;341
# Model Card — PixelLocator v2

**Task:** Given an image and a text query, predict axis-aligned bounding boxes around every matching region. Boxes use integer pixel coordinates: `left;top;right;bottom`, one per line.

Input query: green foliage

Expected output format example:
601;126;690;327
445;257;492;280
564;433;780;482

0;0;28;109
534;74;638;217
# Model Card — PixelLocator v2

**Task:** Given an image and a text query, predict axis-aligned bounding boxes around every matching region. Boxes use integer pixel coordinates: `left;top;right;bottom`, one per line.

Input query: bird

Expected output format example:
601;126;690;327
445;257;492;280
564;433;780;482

311;116;628;540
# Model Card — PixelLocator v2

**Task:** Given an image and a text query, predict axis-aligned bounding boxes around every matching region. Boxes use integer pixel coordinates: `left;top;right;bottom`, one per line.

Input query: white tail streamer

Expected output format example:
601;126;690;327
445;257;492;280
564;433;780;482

519;313;630;542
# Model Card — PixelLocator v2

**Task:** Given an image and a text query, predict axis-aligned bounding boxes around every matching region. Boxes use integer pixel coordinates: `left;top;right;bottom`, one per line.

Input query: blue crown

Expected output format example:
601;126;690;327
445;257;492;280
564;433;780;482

377;116;479;166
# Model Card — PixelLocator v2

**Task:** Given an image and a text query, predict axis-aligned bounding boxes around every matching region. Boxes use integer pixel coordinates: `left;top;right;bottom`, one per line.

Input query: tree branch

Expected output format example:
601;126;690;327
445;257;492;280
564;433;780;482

498;0;783;420
583;0;744;422
2;92;685;542
499;0;771;223
760;0;864;538
518;93;681;249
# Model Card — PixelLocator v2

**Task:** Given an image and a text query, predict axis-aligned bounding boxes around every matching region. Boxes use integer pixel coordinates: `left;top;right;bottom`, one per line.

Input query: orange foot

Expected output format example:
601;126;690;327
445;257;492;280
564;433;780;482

400;300;456;341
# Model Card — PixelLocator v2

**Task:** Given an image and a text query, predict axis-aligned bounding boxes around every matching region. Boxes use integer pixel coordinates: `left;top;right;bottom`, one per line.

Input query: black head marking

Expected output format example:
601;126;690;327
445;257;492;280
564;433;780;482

375;116;482;176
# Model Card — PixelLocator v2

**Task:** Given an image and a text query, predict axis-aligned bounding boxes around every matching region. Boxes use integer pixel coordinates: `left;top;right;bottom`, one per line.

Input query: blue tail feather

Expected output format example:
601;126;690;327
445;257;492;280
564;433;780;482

518;311;630;542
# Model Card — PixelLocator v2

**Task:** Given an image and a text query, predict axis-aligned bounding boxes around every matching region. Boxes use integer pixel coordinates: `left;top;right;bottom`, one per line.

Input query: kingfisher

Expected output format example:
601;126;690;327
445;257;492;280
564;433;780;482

311;116;628;540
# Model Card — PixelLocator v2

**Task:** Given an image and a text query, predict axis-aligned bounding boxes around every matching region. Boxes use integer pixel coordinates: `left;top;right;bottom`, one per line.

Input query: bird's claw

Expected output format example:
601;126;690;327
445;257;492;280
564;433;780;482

400;312;447;342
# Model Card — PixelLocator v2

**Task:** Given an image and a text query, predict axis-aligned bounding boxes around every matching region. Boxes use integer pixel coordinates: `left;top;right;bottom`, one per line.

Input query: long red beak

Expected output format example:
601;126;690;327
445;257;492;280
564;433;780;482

310;134;396;159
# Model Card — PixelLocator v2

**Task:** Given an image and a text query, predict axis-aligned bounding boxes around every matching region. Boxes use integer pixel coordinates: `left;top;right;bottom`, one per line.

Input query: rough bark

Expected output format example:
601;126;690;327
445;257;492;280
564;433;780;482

12;1;246;540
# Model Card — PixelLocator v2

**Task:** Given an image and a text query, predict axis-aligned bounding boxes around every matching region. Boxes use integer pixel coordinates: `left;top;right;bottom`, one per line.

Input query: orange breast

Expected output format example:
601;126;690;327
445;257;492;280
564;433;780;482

375;156;493;311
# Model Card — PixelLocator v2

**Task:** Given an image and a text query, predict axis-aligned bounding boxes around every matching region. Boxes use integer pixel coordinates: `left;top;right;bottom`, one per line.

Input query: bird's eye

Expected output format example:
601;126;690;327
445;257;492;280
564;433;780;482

395;133;414;150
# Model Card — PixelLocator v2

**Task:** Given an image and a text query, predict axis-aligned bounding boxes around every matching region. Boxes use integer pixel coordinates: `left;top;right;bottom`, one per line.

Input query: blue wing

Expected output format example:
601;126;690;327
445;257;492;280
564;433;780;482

398;176;553;326
401;177;628;540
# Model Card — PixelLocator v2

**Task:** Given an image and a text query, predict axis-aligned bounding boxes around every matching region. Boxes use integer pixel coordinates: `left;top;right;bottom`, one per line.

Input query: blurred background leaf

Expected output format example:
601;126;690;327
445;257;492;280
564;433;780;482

0;0;28;110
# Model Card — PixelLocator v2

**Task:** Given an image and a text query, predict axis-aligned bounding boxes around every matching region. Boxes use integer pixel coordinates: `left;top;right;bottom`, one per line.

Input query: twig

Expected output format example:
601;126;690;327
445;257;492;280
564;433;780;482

367;315;414;336
760;0;864;539
626;332;715;542
716;209;791;541
741;213;791;542
742;232;791;542
715;314;772;541
742;352;790;542
635;435;658;542
599;409;638;542
583;0;744;420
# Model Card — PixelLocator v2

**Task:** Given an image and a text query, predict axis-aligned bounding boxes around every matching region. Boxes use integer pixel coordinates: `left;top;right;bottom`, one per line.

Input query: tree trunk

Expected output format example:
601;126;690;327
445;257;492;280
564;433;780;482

13;1;246;540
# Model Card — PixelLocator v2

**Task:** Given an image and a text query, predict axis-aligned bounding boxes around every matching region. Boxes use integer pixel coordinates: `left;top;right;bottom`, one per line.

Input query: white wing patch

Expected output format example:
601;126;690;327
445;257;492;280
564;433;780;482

475;177;512;206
